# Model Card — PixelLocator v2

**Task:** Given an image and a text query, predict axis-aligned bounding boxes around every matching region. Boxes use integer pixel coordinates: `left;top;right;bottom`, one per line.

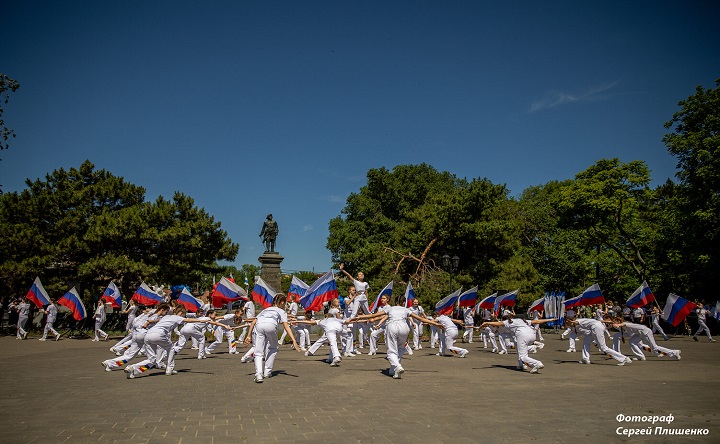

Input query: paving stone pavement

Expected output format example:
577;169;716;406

0;332;717;443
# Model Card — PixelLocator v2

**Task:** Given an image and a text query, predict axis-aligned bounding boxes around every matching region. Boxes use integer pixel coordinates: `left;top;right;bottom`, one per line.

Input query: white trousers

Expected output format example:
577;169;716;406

385;321;410;372
253;322;279;376
439;327;467;356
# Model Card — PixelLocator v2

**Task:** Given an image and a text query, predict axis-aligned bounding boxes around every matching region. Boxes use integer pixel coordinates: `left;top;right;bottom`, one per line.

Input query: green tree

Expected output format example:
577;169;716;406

557;158;658;298
0;160;238;300
0;73;20;157
662;79;720;297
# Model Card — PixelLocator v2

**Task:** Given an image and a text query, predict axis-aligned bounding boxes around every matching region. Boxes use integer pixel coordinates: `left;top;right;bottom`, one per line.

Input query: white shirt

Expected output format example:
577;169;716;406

463;308;475;325
287;302;298;317
503;318;534;336
46;304;58;322
256;306;288;326
148;314;185;335
181;316;212;334
244;301;256;318
353;279;369;298
386;306;411;323
319;317;345;332
436;314;457;330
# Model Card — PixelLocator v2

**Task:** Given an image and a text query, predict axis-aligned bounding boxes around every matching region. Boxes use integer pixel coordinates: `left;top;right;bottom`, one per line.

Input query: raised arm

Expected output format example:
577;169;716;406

338;263;354;281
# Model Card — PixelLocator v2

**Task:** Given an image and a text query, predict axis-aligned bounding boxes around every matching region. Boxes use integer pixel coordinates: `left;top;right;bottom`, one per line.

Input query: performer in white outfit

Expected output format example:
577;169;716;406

205;310;243;354
434;312;469;358
16;298;30;339
530;310;545;341
561;308;578;352
93;299;109;341
408;299;426;349
480;311;555;373
102;307;154;371
564;317;632;366
244;294;300;383
461;306;475;343
295;315;355;366
368;295;391;355
123;300;138;333
692;304;716;342
238;300;256;343
356;295;442;379
649;306;669;341
39;298;61;341
612;319;681;360
339;263;370;318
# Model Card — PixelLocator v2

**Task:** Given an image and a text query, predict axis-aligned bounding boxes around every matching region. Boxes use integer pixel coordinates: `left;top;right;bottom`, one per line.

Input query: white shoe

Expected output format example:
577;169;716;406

54;334;61;341
458;350;469;358
368;351;376;355
263;371;272;378
39;338;46;341
124;367;136;379
617;358;632;366
343;352;355;357
191;346;199;350
566;349;575;353
580;358;590;364
165;369;177;375
407;348;413;355
92;338;99;342
354;350;362;355
536;342;545;350
529;365;539;374
491;348;498;353
254;374;263;383
330;357;342;367
105;364;112;372
498;350;507;355
392;366;405;379
240;356;250;363
300;347;307;352
537;363;545;369
304;351;312;357
674;351;681;360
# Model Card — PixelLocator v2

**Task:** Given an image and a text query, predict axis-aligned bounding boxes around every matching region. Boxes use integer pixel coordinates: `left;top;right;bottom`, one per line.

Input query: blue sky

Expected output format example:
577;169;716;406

2;1;719;273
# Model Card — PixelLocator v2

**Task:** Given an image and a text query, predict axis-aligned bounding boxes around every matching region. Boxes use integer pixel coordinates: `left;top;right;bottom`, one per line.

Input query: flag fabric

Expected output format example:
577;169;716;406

299;271;339;312
212;276;249;308
132;282;164;306
564;295;583;309
494;290;518;313
101;281;123;309
288;276;310;302
626;281;656;308
527;296;545;313
662;293;697;327
251;276;278;309
26;277;51;308
578;283;604;306
403;282;416;308
370;281;394;312
57;287;87;320
458;286;478;308
177;288;202;313
477;292;497;310
435;288;461;315
713;301;720;321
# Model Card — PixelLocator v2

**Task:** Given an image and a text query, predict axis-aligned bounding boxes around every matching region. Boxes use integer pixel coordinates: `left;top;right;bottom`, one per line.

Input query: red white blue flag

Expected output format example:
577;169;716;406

26;277;51;308
477;292;497;310
662;293;697;326
58;287;87;320
494;290;518;313
177;288;202;313
101;281;123;309
578;283;604;306
527;296;545;313
403;282;415;308
626;281;655;308
132;282;164;306
458;286;478;308
288;276;309;302
370;281;393;312
435;288;461;315
300;271;338;312
251;276;278;309
213;276;248;307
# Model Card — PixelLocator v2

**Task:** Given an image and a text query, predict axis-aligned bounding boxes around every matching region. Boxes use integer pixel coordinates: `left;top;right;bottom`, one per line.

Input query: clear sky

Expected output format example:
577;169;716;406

2;1;719;273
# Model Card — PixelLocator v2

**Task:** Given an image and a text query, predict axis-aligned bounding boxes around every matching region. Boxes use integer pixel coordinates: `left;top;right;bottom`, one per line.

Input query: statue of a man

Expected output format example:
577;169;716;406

259;213;279;253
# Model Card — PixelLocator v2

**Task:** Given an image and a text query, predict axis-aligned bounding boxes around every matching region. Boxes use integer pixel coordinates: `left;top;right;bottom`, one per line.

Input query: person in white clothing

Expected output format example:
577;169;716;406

434;312;469;358
206;309;244;354
238;300;256;343
93;299;109;341
39;298;61;341
102;307;154;371
244;294;300;383
367;295;391;355
339;263;370;318
125;304;228;378
279;294;300;345
407;299;426;349
564;317;632;366
480;311;555;373
355;295;442;379
612;318;681;361
16;298;30;339
123;299;138;333
650;306;669;341
461;306;475;343
294;315;356;366
530;310;545;342
692;304;716;342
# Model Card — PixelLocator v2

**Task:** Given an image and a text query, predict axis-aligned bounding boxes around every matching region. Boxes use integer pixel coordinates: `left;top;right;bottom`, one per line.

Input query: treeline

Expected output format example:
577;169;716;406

327;79;720;308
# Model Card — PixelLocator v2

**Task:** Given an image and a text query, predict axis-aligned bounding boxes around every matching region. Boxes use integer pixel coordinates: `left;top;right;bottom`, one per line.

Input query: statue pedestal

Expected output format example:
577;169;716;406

258;252;284;296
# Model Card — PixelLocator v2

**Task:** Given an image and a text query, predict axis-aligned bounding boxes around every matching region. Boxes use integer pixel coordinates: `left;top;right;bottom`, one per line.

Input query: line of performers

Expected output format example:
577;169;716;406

100;282;683;382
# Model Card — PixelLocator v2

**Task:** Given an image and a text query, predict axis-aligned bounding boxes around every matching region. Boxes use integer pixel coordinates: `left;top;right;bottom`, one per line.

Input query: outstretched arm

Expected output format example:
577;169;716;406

529;318;557;325
338;263;354;281
409;313;443;329
243;319;258;345
480;321;504;328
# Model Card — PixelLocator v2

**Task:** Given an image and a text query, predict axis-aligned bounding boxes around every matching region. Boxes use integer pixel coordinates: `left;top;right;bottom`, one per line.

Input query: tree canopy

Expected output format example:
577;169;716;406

0;160;238;299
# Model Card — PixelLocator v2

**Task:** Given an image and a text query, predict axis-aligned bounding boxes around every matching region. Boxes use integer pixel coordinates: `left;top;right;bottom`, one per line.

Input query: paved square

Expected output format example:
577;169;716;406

0;332;717;443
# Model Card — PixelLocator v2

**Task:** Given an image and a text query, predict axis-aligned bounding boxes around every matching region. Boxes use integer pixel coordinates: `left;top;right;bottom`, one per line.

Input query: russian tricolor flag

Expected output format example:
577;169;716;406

251;277;278;309
177;288;202;313
662;293;697;327
578;283;604;306
132;282;164;306
527;296;545;313
370;281;393;312
477;292;497;310
458;286;478;308
564;295;583;309
288;276;309;302
403;282;415;308
101;281;123;309
26;277;51;308
300;271;339;312
626;281;655;308
494;290;518;313
435;288;461;315
58;287;87;321
212;276;248;307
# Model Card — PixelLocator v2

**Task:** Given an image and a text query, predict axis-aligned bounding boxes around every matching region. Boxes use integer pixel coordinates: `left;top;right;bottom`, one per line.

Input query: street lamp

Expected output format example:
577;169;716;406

441;254;460;293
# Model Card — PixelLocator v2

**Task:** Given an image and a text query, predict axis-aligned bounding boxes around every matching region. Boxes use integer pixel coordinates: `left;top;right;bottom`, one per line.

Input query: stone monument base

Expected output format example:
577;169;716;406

258;252;284;296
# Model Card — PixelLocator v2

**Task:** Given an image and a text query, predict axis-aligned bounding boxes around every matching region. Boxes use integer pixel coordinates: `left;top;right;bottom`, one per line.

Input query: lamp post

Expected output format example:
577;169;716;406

441;253;460;293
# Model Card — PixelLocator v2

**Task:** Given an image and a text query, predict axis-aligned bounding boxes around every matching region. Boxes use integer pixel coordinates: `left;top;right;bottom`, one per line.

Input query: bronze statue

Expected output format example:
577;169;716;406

259;214;279;253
